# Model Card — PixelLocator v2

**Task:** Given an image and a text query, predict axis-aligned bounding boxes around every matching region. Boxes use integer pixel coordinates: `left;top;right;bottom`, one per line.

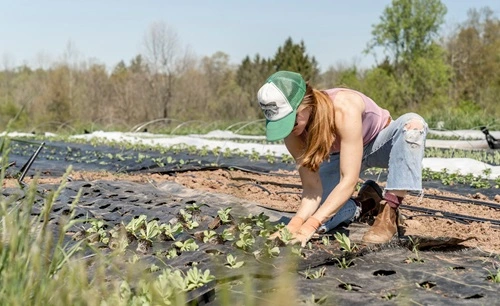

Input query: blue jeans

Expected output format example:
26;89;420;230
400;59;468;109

318;113;428;233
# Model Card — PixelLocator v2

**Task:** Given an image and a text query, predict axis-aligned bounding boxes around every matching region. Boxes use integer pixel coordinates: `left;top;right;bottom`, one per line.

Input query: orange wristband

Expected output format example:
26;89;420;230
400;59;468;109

299;216;321;233
287;216;304;233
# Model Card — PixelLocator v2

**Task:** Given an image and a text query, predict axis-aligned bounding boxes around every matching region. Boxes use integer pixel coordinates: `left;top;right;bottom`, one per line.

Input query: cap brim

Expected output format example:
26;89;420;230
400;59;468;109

265;110;296;141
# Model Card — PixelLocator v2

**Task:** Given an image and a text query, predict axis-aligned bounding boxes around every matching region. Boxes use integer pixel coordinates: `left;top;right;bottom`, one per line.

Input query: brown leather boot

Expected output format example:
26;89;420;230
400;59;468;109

362;193;401;244
354;180;383;220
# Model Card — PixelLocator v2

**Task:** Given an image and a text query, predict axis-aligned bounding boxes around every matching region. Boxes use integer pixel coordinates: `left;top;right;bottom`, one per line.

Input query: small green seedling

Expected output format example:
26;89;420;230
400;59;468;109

302;294;328;305
202;230;217;243
334;232;357;253
139;220;161;242
235;232;255;251
485;267;500;283
225;254;244;269
185;267;215;291
174;238;199;251
405;236;424;263
301;267;326;279
221;228;235;241
217;207;233;224
161;223;183;240
321;236;331;246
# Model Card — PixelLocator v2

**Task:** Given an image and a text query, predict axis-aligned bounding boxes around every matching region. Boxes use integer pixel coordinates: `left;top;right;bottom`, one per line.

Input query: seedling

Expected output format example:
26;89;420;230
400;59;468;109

278;227;294;244
84;219;109;243
237;222;252;234
333;232;356;268
185;202;205;212
256;242;280;258
485;264;500;283
225;254;244;269
185;267;215;291
202;230;217;243
139;220;161;242
161;223;183;240
258;228;272;238
125;215;147;237
165;248;179;259
302;294;328;305
222;147;232;157
235;232;255;251
291;245;304;257
217;207;233;224
136;153;147;163
152;157;164;167
179;209;200;229
174;238;199;251
249;149;260;161
334;232;357;252
184;219;199;230
336;257;355;269
212;146;221;156
221;228;235;241
321;236;331;246
405;236;424;263
381;292;398;300
301;267;326;279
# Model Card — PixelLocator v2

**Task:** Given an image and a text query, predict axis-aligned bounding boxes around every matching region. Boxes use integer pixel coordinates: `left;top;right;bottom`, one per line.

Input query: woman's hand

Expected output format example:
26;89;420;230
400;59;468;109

290;216;321;247
269;216;304;239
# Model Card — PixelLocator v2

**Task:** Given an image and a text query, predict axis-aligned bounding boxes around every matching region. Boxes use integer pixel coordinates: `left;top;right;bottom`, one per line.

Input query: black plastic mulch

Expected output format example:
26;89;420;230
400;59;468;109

3;138;500;305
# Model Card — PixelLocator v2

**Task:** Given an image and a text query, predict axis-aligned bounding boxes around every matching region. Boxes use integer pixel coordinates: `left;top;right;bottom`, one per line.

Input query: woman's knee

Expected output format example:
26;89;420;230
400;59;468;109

397;113;427;147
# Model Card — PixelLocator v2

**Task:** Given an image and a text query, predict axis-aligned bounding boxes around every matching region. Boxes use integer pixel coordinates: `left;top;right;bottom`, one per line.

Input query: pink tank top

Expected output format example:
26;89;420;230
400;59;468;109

323;88;391;153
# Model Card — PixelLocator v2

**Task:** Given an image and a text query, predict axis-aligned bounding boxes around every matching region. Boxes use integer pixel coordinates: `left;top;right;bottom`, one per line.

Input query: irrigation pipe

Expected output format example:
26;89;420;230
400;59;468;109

409;191;500;210
400;204;500;225
170;120;208;135
130;118;181;133
227;183;272;194
232;119;266;134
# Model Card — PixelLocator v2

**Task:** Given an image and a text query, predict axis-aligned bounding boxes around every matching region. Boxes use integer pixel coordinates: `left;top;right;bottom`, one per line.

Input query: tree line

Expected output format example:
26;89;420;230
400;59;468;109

1;0;499;133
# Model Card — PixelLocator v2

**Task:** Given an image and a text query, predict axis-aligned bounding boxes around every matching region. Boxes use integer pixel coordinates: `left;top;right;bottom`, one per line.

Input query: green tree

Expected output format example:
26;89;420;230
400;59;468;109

365;0;450;111
45;65;71;123
445;7;500;116
236;54;274;116
273;37;319;82
367;0;447;71
201;52;251;120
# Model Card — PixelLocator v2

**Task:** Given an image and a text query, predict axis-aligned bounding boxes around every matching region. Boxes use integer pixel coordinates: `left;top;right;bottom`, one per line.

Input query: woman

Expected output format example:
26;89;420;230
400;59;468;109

257;71;427;246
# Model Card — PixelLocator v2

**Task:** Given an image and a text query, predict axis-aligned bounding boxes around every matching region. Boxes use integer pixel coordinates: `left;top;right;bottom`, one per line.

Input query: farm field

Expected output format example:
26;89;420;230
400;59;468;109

2;131;500;305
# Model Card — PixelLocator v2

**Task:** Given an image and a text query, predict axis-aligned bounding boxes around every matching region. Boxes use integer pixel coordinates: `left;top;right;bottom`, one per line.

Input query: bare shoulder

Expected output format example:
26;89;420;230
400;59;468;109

332;90;365;113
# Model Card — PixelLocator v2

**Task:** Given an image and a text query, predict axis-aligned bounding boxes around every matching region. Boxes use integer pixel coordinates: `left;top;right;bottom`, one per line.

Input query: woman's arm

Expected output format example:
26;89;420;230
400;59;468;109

310;90;365;224
284;133;322;220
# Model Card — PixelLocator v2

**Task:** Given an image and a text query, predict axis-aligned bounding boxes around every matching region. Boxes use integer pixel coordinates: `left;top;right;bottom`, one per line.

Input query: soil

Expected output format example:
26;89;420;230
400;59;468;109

8;168;500;254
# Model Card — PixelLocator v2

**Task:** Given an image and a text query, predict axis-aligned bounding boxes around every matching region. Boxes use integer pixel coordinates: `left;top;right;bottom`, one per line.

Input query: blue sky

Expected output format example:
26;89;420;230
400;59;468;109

1;0;499;71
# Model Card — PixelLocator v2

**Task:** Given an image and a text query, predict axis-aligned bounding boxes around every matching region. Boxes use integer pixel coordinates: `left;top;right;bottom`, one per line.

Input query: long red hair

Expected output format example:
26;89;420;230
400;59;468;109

298;83;335;172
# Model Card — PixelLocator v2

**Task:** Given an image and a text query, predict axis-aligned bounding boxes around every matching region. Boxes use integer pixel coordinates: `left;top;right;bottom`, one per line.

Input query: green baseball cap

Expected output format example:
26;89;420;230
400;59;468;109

257;71;306;141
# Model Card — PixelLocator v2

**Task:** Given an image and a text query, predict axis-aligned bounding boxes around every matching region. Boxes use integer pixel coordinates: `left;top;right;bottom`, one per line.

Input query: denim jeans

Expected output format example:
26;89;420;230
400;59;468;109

318;113;428;233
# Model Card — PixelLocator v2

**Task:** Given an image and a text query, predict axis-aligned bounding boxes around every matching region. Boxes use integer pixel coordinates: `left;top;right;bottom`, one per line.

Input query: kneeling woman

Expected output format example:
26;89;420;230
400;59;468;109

257;71;428;246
